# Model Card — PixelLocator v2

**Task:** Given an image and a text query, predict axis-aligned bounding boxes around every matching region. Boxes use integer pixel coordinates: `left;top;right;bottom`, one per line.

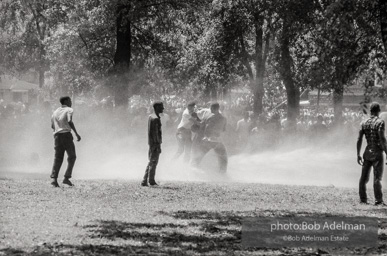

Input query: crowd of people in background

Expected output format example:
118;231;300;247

126;94;367;152
0;94;368;157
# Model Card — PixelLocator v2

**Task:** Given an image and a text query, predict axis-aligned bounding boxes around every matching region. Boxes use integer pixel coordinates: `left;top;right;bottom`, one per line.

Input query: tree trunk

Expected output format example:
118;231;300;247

37;44;45;104
38;45;45;89
380;0;387;54
211;86;217;101
114;5;132;67
253;17;265;116
39;67;44;89
29;3;46;90
203;84;216;102
333;85;344;124
279;23;299;125
112;3;132;109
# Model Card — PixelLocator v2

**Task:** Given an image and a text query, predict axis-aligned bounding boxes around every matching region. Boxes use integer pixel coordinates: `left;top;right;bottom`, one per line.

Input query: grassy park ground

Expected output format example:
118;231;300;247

0;177;386;255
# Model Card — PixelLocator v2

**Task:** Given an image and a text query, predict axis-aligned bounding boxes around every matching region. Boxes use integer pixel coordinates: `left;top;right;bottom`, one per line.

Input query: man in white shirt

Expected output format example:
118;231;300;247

236;111;251;150
190;106;211;162
173;101;197;162
50;96;81;187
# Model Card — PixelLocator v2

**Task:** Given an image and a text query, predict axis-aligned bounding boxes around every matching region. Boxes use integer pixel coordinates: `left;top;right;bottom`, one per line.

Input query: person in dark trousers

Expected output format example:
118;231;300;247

173;101;197;162
142;101;164;186
50;96;81;187
357;102;387;206
192;102;228;173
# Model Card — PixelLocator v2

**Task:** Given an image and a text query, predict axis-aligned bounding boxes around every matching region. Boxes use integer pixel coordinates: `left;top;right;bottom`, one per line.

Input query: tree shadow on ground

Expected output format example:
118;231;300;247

2;210;386;255
80;216;243;255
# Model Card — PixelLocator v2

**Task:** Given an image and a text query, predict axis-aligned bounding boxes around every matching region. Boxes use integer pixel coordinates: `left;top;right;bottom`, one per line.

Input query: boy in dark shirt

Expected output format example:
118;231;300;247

357;102;387;205
142;101;164;186
192;102;228;173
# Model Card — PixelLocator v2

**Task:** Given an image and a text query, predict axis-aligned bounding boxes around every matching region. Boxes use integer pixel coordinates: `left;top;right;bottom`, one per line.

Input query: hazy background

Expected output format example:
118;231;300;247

0;105;382;189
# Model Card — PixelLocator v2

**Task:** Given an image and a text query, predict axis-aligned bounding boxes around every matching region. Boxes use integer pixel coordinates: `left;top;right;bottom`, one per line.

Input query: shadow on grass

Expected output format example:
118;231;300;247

148;185;182;190
2;210;386;255
80;213;243;254
0;211;245;255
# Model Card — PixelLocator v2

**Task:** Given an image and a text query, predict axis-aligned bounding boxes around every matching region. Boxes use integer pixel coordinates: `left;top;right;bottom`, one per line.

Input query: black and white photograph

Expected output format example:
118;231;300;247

0;0;387;255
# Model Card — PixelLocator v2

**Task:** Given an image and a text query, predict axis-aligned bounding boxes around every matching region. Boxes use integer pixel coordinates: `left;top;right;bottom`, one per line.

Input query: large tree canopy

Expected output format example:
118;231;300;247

0;0;385;118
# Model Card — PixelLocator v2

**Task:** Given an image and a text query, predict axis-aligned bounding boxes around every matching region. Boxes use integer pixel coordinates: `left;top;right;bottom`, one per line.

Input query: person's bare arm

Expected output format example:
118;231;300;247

378;126;387;156
51;117;55;131
69;121;81;141
356;129;364;166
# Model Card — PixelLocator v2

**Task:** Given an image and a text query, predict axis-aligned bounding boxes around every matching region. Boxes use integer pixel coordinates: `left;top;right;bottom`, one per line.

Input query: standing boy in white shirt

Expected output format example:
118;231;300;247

50;96;81;187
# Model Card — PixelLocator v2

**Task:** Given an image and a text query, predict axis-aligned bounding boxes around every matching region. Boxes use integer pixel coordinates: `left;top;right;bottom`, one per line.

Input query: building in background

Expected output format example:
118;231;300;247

309;78;387;109
0;75;39;105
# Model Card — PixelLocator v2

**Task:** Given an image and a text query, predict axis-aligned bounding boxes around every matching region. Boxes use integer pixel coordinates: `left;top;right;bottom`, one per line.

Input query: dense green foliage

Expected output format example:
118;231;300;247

0;0;386;120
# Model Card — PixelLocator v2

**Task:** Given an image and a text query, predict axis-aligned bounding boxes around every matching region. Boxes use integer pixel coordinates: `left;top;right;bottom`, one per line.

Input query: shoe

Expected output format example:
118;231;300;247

149;182;159;186
141;182;148;187
62;179;74;186
360;201;369;205
375;201;387;206
51;180;60;187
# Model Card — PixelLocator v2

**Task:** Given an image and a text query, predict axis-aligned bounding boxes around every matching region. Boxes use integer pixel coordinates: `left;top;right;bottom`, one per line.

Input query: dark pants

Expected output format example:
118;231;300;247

192;140;228;173
143;145;161;184
359;153;384;203
51;133;76;179
174;128;192;162
191;132;203;161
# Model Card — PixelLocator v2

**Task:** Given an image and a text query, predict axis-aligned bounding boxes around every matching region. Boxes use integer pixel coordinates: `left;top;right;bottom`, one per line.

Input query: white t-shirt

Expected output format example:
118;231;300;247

197;108;212;121
236;118;250;137
177;108;194;130
52;105;73;135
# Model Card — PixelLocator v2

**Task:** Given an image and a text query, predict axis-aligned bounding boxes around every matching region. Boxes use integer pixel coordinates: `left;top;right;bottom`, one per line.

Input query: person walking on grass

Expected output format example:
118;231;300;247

357;102;387;206
50;96;81;187
142;101;164;187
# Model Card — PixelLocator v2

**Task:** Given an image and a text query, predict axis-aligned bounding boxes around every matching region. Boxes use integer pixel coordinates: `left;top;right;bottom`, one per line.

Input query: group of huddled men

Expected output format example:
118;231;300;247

142;101;228;186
